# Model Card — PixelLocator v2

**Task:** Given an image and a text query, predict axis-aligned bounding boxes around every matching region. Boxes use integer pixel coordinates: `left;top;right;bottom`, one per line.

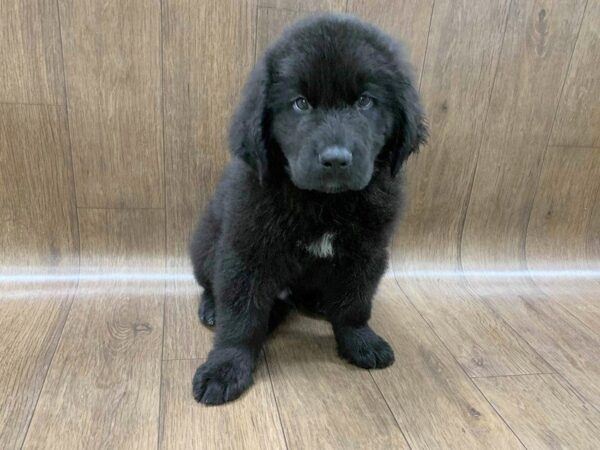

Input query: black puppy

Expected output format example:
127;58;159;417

190;14;426;405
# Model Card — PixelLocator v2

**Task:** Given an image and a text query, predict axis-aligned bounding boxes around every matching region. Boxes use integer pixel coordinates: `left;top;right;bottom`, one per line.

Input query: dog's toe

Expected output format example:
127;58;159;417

336;326;395;369
192;349;253;405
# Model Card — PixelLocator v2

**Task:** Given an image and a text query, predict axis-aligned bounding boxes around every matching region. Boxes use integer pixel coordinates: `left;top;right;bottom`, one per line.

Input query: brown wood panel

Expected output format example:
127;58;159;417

392;0;511;272
0;283;74;449
530;279;600;336
159;359;286;450
256;6;304;56
397;278;552;377
527;147;600;270
58;0;163;208
0;104;78;268
0;0;64;104
22;209;165;449
475;374;600;449
460;0;588;269
587;185;600;265
161;279;287;449
473;278;600;410
551;0;600;147
265;306;410;449
348;0;434;80
369;280;524;448
258;0;345;12
163;279;205;360
163;0;256;266
526;147;600;332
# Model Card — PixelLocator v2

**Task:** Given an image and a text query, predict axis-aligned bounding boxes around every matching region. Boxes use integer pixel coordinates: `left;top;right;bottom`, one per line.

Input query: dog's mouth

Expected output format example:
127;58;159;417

320;182;351;194
285;161;371;194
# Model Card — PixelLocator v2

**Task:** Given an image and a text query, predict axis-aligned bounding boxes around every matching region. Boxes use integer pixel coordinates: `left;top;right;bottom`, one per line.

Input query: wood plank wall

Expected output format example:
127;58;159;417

1;0;598;273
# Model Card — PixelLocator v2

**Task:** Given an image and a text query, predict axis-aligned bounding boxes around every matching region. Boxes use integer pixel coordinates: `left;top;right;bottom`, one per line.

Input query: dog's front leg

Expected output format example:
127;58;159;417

192;266;273;405
324;252;395;369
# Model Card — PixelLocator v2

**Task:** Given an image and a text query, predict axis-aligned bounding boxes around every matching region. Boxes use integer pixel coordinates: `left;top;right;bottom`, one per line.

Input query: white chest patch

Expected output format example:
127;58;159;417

305;232;335;258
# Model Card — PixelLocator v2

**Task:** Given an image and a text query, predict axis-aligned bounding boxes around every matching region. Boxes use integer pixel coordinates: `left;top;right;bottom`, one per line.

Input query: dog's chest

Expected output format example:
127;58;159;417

300;232;336;258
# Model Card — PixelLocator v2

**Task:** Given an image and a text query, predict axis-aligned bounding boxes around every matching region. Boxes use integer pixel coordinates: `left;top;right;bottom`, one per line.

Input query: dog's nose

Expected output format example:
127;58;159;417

319;146;352;169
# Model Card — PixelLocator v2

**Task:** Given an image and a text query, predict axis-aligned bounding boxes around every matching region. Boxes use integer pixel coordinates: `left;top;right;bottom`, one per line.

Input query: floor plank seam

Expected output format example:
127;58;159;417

56;0;81;264
547;144;600;150
253;2;260;63
156;294;167;450
526;276;600;340
159;0;167;214
0;101;63;107
539;0;590;152
77;206;166;211
389;272;528;447
456;0;513;269
162;357;202;362
18;272;81;450
417;0;435;92
462;280;558;375
367;370;413;449
262;349;290;450
469;375;529;450
521;0;590;267
156;280;167;449
481;292;600;415
470;372;556;379
553;372;600;416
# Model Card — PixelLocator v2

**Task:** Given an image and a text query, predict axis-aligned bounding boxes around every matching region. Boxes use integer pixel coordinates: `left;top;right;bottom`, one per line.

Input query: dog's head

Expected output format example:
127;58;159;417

230;14;427;193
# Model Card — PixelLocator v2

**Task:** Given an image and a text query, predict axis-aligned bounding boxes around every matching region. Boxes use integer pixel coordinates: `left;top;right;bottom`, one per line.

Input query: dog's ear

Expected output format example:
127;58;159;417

387;66;428;178
229;56;271;183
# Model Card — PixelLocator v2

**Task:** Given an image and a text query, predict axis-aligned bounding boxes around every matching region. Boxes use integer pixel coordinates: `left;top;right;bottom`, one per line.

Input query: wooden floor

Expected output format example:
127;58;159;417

2;269;599;449
2;0;600;448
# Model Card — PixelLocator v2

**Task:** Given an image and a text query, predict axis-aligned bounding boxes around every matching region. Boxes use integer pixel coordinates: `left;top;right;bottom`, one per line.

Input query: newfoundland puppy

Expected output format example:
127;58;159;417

190;14;427;405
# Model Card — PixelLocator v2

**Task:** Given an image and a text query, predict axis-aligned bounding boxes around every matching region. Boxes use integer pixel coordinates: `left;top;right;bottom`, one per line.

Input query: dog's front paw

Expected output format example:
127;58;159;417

336;325;395;369
192;348;253;405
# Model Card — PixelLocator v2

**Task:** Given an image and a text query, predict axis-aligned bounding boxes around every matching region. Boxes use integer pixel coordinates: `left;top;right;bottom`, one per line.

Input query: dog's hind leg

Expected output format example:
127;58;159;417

190;204;221;328
268;299;292;334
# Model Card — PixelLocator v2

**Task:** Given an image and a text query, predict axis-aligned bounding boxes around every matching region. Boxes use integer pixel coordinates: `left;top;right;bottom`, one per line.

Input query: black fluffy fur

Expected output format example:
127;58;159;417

190;14;427;405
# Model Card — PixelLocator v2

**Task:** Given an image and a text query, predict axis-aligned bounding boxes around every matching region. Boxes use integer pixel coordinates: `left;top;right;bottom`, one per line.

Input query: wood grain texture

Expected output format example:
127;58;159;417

0;283;74;450
161;277;288;448
587;185;600;265
265;306;410;449
163;279;206;360
473;278;600;410
460;0;588;270
58;0;163;208
397;278;552;378
22;209;165;449
523;146;600;336
0;0;64;104
159;359;286;450
369;279;524;449
551;0;600;147
163;0;256;266
475;374;600;449
258;0;345;12
392;0;511;271
1;1;600;448
347;0;434;79
0;104;78;268
256;6;304;56
161;279;288;449
527;147;600;271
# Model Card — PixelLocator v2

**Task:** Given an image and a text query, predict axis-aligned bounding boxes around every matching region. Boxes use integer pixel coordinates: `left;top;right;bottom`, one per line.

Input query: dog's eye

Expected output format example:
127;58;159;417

293;97;311;112
356;95;374;110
